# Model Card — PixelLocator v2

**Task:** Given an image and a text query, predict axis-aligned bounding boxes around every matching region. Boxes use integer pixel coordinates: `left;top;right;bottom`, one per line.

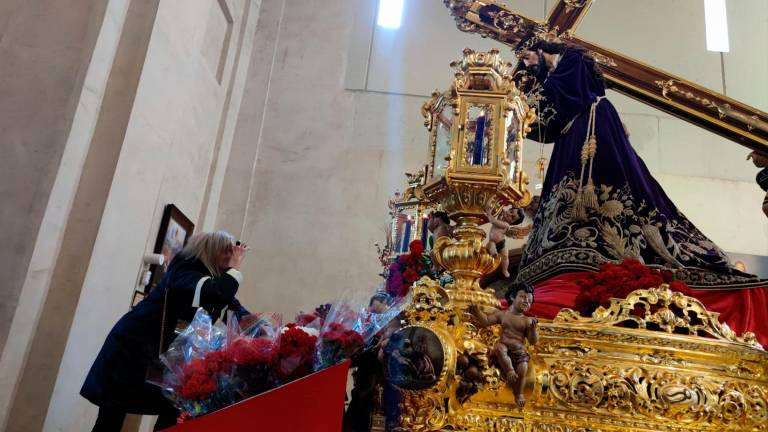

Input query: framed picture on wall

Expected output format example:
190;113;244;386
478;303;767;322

146;204;195;293
130;290;145;309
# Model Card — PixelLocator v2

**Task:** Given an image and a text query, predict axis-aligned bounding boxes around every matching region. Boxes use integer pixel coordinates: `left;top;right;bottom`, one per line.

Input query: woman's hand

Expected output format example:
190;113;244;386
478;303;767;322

228;243;249;269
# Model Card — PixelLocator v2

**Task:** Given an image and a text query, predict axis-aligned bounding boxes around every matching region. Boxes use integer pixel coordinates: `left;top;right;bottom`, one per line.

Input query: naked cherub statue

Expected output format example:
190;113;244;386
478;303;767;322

485;206;524;278
469;283;538;407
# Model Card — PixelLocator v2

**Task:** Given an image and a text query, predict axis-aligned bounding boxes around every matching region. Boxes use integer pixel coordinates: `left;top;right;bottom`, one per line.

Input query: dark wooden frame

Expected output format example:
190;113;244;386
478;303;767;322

130;290;146;308
146;204;195;293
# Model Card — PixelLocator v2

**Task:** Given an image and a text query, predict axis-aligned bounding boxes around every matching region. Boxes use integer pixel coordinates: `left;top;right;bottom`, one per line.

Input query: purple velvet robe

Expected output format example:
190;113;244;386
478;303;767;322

518;49;761;289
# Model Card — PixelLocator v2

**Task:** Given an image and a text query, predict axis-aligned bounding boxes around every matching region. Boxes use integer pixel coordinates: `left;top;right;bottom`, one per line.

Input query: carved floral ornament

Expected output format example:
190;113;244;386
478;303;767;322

554;284;762;349
542;360;768;430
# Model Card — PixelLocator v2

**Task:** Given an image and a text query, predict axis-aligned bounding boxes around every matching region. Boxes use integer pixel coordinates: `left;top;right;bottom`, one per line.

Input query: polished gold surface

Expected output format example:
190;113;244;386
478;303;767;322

395;282;768;432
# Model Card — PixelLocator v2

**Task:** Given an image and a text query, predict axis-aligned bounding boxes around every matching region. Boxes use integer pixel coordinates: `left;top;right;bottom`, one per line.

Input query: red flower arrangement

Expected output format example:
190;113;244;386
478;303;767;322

317;322;365;368
164;301;394;419
386;240;433;298
275;324;318;381
228;337;276;396
178;350;232;401
229;337;275;365
574;259;691;316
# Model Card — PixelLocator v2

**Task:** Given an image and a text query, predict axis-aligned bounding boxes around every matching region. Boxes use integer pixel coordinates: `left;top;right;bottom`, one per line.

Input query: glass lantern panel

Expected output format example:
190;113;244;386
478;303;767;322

433;103;452;178
505;109;519;176
464;105;493;166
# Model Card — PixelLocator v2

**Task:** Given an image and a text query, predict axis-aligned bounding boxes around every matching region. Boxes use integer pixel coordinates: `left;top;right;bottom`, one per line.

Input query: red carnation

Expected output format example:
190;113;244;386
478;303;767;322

575;259;684;316
228;337;275;365
403;268;420;284
669;280;691;295
318;322;365;368
660;269;674;283
409;240;424;256
275;325;317;380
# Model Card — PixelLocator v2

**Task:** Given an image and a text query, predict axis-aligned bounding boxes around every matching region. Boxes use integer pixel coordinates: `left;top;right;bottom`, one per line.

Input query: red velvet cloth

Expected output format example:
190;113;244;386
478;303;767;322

529;272;768;348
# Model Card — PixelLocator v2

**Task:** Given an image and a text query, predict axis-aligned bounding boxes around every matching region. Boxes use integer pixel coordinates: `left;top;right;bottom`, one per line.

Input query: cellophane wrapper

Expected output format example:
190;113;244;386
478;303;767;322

159;308;240;417
225;312;281;398
314;291;407;371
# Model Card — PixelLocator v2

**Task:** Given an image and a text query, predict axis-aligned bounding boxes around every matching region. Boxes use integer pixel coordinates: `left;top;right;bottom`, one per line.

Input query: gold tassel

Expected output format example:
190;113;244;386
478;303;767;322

572;192;587;221
583;179;598;210
572;96;605;222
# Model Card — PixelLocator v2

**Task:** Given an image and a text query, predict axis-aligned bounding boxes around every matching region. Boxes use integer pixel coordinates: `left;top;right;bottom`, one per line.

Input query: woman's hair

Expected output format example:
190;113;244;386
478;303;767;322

177;230;235;276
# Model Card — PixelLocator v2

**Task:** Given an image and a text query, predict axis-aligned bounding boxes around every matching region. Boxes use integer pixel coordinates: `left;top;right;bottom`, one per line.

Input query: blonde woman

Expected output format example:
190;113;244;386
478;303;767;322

81;231;250;431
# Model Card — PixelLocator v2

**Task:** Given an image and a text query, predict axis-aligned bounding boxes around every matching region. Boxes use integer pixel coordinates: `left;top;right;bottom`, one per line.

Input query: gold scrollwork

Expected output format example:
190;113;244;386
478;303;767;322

541;360;768;429
587;50;617;67
563;0;590;13
399;393;447;432
655;79;768;135
554;285;763;349
451;48;516;94
487;10;533;35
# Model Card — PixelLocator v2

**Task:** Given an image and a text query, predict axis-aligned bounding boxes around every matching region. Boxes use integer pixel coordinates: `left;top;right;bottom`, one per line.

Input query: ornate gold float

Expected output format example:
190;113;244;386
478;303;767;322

383;49;768;432
394;280;766;431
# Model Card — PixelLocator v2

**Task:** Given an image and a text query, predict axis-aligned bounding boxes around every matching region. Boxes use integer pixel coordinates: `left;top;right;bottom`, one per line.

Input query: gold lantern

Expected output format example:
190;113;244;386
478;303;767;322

385;170;431;259
420;48;535;308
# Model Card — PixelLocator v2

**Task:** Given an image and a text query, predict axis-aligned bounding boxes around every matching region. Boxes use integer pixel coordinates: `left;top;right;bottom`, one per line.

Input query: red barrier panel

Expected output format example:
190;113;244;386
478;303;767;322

164;360;350;432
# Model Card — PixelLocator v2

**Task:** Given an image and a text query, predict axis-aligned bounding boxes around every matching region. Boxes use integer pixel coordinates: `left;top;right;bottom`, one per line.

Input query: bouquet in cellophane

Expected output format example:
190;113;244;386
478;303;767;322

156;293;406;420
158;308;242;417
226;313;281;397
314;291;406;371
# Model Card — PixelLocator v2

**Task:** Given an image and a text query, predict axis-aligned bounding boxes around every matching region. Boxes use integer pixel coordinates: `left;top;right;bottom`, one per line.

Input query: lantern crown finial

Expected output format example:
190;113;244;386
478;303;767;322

450;48;516;93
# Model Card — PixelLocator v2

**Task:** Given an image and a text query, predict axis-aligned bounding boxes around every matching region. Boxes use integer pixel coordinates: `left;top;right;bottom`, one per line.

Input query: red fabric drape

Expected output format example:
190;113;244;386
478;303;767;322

165;361;350;431
529;272;768;348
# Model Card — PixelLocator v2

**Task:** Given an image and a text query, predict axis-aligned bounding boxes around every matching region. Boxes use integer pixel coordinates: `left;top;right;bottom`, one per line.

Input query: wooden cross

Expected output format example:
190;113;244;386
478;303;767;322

444;0;768;153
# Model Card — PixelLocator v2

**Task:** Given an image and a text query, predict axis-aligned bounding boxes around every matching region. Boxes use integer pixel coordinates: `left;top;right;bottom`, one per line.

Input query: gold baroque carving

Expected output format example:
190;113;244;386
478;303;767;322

656;79;768;135
563;0;590;13
554;285;763;349
588;50;617;67
541;360;768;429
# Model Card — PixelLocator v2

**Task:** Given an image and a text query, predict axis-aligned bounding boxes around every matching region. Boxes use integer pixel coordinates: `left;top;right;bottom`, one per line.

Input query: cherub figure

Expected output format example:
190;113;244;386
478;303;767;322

469;283;538;407
485;206;524;278
427;211;453;241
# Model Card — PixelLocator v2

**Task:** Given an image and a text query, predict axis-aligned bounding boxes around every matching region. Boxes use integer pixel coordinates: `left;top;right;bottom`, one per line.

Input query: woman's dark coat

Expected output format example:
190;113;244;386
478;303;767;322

80;257;247;413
